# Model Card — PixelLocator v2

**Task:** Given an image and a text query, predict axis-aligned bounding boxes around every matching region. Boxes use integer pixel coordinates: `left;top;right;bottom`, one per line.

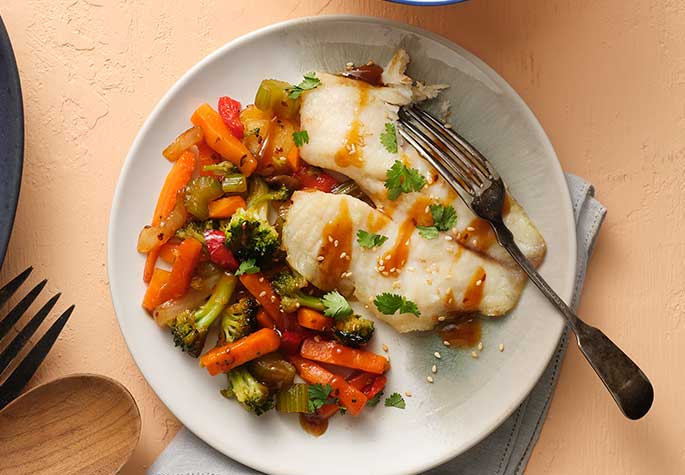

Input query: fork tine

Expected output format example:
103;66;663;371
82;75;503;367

0;304;75;410
0;279;47;341
411;107;497;180
405;107;491;184
0;293;61;375
0;267;33;309
397;124;474;205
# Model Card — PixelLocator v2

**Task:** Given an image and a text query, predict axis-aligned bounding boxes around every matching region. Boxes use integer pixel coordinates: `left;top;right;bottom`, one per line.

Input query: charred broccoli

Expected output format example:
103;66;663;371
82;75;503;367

222;365;273;415
175;220;207;243
218;296;258;345
333;313;375;347
223;178;290;261
168;274;237;357
271;268;325;313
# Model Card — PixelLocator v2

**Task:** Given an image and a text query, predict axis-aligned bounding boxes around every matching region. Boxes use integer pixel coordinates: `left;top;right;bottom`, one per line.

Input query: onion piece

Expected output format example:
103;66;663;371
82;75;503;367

162;125;204;162
137;197;188;253
153;288;212;327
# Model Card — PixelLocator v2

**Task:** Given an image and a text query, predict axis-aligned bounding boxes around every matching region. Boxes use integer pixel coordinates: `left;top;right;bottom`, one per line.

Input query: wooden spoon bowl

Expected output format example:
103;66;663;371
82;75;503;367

0;374;141;474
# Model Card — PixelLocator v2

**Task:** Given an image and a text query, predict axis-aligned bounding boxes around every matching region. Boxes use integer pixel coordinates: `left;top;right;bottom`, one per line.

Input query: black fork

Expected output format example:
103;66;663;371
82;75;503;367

0;267;75;410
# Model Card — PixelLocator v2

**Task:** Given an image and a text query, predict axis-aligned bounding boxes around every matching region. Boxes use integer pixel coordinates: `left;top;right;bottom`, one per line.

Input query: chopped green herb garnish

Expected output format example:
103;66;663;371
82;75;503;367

373;293;421;317
307;383;332;413
384;160;427;200
366;391;384;407
245;127;261;137
292;130;309;147
417;204;457;240
287;72;321;99
380;122;398;154
322;290;354;320
356;230;389;249
235;258;260;276
384;392;406;409
417;226;439;240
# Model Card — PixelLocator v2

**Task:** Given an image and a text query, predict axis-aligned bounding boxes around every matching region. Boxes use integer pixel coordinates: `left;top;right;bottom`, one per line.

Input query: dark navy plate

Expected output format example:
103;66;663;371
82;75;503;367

0;16;23;270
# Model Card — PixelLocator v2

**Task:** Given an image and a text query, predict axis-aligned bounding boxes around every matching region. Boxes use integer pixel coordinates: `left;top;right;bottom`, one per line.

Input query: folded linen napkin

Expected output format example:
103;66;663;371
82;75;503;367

149;173;606;475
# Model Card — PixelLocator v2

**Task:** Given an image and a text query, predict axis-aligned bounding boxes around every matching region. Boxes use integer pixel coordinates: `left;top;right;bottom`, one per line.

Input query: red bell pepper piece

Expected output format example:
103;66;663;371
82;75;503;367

294;165;338;192
218;96;244;139
203;229;239;271
280;328;315;355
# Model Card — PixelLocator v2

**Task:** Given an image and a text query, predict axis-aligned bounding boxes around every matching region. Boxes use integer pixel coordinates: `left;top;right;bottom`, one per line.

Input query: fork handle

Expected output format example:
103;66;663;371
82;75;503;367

491;221;654;420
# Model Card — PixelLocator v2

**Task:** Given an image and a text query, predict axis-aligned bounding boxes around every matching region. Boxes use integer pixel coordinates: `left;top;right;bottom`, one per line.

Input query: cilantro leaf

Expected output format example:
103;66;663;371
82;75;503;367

380;122;398;154
430;204;457;231
384;392;406;409
322;290;353;320
235;258;260;276
292;130;309;147
287;72;321;99
417;226;439;240
307;383;332;413
356;229;389;249
384;160;427;200
366;391;384;407
373;293;421;317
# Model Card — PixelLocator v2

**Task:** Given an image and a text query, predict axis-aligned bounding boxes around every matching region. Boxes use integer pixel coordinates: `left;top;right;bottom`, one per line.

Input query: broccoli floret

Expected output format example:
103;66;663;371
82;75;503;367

224;365;273;415
271;269;325;313
223;208;279;261
333;314;375;347
219;296;258;345
175;221;210;243
245;177;292;221
169;274;236;357
202;161;239;175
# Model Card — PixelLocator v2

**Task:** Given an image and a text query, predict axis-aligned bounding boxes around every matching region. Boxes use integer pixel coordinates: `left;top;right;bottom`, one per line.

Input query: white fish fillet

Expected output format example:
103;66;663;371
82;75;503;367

282;192;527;332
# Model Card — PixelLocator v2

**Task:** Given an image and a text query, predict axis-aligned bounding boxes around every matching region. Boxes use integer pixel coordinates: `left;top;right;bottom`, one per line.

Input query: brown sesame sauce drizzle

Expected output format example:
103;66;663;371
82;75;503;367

439;314;482;348
317;200;353;290
366;210;390;233
379;197;434;277
334;84;368;168
462;266;486;310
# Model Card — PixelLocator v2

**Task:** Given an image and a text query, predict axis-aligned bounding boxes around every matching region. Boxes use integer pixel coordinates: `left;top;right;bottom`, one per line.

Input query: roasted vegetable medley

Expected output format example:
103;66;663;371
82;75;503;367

138;74;400;433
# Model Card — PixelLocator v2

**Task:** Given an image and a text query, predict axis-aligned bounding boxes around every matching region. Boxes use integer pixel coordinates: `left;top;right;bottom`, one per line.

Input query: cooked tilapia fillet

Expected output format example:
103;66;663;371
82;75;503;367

282;192;527;332
298;51;546;268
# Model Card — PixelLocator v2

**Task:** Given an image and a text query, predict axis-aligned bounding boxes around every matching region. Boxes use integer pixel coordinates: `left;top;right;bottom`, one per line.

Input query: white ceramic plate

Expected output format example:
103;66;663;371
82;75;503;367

108;16;576;475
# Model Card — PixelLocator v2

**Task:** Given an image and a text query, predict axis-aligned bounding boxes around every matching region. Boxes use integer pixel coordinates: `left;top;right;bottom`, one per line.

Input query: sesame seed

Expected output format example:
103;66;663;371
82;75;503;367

456;232;462;240
328;235;333;243
466;226;475;232
407;266;416;272
258;291;267;298
317;255;325;261
378;265;385;271
447;297;454;304
389;267;396;273
346;61;354;68
314;335;321;342
443;340;451;346
334;240;339;247
434;351;442;359
382;271;390;276
471;351;479;359
382;344;389;352
431;364;437;374
426;376;434;383
444;122;453;129
444;235;453;241
476;279;483;286
270;295;277;303
404;240;410;245
426;279;432;285
438;316;446;322
499;343;505;352
340;272;346;279
258;277;265;283
477;341;483;351
392;281;401;289
364;304;369;309
472;239;478;246
385;255;391;261
405;391;412;397
424;205;430;213
340;251;347;259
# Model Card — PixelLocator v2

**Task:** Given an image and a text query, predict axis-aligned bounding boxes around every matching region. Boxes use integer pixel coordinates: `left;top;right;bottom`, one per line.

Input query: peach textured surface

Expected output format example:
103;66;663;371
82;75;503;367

0;1;683;474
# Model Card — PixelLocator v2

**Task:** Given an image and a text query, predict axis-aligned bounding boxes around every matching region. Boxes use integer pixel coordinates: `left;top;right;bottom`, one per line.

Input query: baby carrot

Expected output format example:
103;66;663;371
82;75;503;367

200;328;280;376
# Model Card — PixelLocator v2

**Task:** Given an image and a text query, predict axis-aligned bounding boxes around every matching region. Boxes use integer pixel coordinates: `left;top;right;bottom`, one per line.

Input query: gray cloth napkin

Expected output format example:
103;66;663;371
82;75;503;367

149;173;606;475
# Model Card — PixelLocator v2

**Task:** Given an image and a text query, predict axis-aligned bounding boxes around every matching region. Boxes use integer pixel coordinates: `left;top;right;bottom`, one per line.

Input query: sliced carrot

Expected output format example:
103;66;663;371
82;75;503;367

197;142;221;176
317;403;339;419
255;309;275;329
152;238;203;307
142;268;171;312
297;308;331;331
300;339;389;375
200;328;280;376
143;150;196;282
289;356;367;416
208;196;246;219
158;242;180;265
239;273;287;330
285;145;300;171
348;372;376;391
191;103;257;176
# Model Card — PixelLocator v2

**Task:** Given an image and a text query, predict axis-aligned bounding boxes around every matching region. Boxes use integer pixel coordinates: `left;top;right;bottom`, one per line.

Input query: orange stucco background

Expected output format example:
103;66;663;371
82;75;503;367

0;1;683;474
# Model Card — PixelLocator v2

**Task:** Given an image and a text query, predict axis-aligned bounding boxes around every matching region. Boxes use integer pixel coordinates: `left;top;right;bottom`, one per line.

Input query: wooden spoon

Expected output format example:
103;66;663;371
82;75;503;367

0;374;141;474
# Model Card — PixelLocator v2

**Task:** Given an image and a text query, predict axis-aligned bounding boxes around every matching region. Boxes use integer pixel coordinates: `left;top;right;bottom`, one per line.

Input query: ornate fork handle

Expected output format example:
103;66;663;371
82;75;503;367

490;220;653;420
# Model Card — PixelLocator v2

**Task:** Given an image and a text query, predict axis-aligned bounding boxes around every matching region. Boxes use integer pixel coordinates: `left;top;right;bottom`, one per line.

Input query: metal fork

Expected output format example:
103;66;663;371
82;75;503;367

0;267;75;410
398;106;653;420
